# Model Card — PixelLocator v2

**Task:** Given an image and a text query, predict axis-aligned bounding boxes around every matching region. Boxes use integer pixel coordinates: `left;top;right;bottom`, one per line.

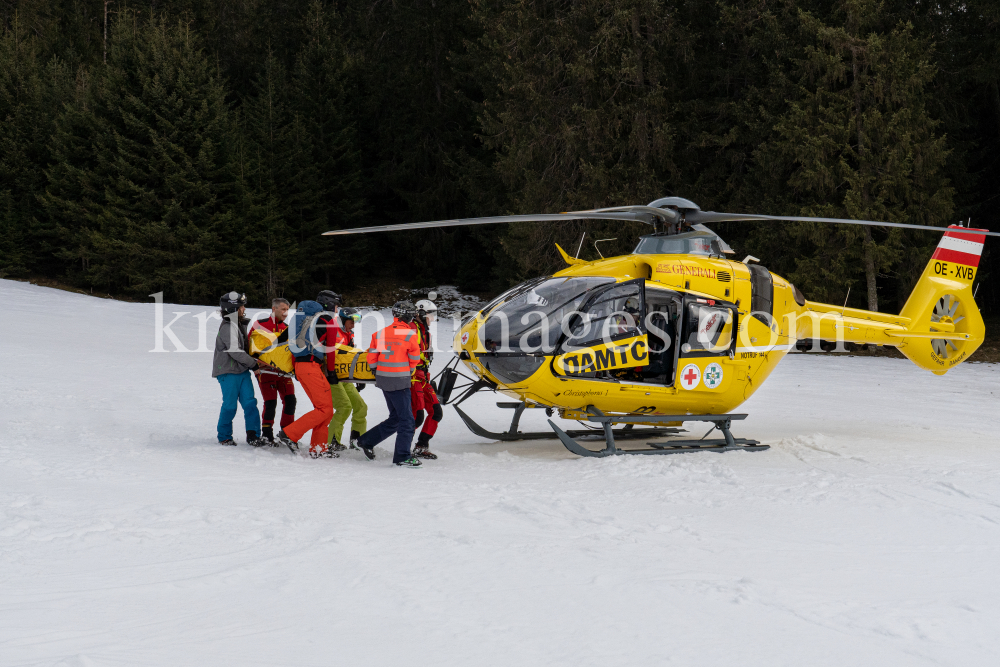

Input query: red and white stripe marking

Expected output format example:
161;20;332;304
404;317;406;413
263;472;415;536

931;225;987;267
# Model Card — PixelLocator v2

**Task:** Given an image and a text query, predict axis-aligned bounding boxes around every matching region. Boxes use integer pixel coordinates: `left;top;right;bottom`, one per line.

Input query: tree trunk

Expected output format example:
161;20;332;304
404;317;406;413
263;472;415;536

631;11;644;87
863;226;878;311
853;44;877;311
990;79;1000;137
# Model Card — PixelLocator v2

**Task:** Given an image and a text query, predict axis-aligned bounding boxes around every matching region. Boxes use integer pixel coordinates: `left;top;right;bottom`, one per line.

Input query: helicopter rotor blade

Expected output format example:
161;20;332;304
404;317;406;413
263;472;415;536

322;211;656;236
585;205;680;222
686;211;1000;237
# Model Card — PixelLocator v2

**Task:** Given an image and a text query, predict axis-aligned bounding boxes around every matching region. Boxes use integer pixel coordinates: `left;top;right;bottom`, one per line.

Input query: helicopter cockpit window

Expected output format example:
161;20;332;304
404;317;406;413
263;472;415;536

681;303;734;355
474;276;548;324
634;235;724;256
565;284;642;347
480;276;614;353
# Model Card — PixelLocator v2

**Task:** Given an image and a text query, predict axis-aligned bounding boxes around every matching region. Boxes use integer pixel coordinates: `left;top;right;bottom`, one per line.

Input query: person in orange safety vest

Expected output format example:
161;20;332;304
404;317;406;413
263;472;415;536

354;301;423;467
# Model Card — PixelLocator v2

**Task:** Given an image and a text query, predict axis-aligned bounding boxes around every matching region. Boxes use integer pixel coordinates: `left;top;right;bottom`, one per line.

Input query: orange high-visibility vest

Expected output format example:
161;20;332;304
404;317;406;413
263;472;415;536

366;319;421;379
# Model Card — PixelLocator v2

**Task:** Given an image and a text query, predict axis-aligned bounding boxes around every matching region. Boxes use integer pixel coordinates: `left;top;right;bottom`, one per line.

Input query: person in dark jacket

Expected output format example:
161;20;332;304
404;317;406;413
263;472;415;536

212;292;263;446
355;301;423;467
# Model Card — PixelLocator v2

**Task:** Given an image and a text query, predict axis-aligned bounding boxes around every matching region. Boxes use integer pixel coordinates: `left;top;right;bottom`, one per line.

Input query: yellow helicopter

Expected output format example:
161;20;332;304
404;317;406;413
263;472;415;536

325;197;997;457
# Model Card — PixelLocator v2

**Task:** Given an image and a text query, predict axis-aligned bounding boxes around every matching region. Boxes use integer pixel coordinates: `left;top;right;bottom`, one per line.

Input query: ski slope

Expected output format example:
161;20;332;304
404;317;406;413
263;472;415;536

2;278;1000;666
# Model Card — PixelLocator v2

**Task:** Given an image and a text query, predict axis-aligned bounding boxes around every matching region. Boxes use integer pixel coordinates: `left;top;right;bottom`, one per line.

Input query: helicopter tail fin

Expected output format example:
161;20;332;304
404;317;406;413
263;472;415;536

892;226;987;374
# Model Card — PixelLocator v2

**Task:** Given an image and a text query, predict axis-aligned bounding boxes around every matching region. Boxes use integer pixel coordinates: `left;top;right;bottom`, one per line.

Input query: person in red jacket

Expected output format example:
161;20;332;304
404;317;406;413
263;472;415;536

249;297;295;445
355;301;423;467
410;299;441;459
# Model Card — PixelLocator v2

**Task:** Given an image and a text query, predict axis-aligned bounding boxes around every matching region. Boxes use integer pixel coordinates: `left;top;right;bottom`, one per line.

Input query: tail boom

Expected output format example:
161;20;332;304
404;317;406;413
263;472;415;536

793;225;987;374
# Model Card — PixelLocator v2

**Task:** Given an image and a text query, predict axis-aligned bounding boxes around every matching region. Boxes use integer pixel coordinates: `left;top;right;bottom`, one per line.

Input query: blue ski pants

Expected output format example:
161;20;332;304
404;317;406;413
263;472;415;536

358;387;414;463
216;371;261;442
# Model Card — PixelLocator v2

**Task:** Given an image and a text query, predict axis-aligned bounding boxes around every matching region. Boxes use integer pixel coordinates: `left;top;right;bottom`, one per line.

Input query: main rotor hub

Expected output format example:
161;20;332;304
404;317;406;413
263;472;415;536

646;197;701;212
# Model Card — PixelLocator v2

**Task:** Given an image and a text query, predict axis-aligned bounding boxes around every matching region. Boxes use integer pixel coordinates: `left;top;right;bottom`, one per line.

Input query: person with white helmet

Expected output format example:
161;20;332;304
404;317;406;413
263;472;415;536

409;298;442;459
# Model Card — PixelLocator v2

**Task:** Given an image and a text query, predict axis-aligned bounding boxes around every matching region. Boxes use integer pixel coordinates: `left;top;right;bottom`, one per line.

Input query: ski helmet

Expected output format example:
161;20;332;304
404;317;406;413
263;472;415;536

220;291;247;315
316;290;343;310
415;299;438;322
392;300;416;323
337;307;361;327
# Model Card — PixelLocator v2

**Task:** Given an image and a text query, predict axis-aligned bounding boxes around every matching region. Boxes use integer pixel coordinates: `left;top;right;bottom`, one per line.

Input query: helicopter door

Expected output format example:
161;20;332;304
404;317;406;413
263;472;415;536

556;279;645;379
641;286;681;386
677;296;738;381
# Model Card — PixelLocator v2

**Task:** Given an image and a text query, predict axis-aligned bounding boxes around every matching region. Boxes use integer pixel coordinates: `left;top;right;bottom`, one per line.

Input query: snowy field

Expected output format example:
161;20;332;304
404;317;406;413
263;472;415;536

3;278;1000;667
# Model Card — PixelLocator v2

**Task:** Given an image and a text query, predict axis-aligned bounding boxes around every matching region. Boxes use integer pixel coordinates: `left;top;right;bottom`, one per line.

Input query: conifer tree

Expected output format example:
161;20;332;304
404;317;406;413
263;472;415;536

44;12;237;302
0;15;73;276
763;0;953;311
472;0;682;279
283;1;363;292
237;55;301;300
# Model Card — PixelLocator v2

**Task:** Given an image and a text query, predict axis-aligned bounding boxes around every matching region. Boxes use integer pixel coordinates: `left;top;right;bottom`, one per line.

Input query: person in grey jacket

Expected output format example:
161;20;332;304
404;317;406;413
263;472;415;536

213;292;263;446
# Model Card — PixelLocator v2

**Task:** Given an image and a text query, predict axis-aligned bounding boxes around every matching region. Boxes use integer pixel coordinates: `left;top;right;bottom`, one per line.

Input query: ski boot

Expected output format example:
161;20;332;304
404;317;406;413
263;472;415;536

218;438;237;446
247;431;267;447
261;427;276;447
349;430;362;450
413;433;438;459
356;436;376;461
329;436;347;452
395;456;422;468
275;429;299;454
309;443;339;459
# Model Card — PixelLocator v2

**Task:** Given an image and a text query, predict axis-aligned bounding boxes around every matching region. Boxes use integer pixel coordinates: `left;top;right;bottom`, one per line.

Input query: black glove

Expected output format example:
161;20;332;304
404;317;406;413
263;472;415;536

356;383;365;392
327;370;339;384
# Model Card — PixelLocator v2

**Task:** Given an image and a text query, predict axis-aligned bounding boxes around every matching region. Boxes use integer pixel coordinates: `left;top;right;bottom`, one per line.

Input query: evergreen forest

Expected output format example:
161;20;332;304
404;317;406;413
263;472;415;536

1;0;998;315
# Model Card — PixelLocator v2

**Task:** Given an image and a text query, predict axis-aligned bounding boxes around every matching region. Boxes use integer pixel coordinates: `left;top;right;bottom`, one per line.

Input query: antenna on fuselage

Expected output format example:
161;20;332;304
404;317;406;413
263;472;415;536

593;238;617;259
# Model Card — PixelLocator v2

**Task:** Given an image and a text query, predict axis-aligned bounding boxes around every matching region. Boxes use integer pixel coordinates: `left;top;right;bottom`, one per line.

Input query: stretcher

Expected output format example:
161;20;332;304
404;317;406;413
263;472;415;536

248;328;374;381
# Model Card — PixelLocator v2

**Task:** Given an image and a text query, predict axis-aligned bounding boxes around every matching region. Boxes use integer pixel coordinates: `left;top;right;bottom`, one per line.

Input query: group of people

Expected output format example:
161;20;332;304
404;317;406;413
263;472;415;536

211;290;443;468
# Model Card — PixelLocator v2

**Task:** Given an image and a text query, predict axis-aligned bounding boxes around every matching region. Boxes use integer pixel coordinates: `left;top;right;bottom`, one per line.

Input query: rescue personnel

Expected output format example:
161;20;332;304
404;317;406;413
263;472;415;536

316;289;342;315
410;299;442;459
212;291;264;446
249;297;296;445
355;301;423;467
325;307;369;451
275;298;340;458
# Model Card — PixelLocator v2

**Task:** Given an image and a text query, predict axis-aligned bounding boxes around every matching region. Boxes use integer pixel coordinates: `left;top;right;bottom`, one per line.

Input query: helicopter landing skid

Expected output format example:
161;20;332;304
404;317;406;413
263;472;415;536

453;402;682;443
547;408;768;457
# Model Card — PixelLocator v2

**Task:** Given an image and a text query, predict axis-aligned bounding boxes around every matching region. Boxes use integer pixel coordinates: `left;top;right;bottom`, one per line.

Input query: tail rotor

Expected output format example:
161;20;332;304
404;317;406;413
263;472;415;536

929;294;966;360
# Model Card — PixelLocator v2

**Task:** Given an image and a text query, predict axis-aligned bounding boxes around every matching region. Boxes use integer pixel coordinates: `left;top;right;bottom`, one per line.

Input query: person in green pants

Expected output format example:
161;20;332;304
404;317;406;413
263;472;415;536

325;308;368;450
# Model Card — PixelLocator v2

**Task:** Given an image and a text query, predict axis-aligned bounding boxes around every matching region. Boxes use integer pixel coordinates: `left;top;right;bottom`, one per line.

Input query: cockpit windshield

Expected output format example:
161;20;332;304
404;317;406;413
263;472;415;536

479;276;614;354
634;232;723;256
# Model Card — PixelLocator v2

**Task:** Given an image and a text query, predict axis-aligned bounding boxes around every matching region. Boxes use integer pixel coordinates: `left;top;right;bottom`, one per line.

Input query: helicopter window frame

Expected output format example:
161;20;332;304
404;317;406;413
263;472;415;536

559;278;646;353
677;295;739;360
475;275;549;324
747;263;774;326
633;232;726;258
633;284;682;387
480;276;616;355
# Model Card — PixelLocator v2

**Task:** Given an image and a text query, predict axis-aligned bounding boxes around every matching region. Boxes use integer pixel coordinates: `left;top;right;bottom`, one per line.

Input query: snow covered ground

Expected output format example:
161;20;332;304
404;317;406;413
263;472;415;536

2;278;1000;666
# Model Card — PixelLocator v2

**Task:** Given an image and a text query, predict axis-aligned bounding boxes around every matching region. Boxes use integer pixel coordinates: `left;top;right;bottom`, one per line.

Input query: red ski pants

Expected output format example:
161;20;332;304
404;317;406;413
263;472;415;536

410;370;440;437
285;361;333;447
256;373;295;429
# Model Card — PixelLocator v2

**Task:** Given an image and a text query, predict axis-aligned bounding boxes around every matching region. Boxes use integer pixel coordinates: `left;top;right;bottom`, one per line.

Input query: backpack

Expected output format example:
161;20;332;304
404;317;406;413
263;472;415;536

289;300;327;361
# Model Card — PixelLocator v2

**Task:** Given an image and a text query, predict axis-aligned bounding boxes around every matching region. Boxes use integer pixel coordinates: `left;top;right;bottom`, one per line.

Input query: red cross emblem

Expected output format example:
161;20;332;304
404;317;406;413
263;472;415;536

680;363;701;390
